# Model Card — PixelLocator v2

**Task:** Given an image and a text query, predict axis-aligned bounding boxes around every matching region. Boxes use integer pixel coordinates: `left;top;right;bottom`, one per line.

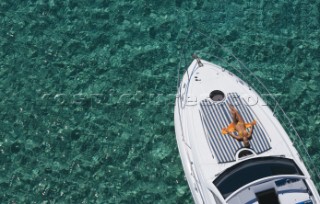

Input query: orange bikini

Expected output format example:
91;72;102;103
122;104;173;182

221;120;256;135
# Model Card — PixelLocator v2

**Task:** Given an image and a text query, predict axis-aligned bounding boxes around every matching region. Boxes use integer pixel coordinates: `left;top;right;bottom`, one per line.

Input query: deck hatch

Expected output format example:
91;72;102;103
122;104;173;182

199;92;271;163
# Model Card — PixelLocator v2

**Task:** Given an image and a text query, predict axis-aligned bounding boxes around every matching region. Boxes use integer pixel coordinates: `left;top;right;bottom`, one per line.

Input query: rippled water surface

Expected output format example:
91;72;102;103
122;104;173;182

1;0;319;203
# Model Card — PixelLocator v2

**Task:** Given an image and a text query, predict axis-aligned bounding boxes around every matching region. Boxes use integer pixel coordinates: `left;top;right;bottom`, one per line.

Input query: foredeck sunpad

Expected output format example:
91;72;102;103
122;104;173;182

199;92;271;163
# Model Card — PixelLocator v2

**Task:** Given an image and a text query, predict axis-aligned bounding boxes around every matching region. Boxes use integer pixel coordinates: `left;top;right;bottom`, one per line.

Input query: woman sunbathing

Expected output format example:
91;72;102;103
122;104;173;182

222;104;256;148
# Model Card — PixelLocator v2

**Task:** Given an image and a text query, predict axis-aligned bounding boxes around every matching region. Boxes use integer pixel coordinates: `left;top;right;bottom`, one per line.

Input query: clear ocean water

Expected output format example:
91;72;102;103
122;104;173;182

1;0;319;203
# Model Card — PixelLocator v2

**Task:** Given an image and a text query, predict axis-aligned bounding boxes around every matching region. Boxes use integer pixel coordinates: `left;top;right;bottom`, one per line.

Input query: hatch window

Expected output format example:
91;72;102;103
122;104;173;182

209;90;225;102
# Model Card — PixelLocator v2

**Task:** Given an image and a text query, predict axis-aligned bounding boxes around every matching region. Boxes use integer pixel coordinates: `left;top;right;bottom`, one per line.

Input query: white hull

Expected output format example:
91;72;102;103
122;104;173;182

174;59;320;204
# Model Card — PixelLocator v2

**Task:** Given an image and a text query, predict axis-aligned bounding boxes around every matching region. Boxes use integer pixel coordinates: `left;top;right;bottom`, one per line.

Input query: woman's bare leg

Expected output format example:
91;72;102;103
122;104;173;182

228;104;238;124
235;111;245;123
229;104;244;123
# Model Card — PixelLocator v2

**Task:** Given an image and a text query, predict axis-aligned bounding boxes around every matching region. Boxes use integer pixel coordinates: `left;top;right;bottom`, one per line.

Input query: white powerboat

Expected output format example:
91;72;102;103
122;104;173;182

174;56;320;204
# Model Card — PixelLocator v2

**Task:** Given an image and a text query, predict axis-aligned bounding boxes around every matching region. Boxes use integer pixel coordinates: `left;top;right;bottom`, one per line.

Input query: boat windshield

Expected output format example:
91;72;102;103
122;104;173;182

213;157;303;198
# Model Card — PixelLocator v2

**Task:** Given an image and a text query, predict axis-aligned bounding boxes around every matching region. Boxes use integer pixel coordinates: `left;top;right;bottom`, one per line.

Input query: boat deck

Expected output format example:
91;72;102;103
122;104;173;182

199;92;272;163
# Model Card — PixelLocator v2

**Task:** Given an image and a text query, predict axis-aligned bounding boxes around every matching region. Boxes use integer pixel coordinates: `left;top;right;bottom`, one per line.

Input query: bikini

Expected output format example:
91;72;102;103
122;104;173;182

221;121;254;135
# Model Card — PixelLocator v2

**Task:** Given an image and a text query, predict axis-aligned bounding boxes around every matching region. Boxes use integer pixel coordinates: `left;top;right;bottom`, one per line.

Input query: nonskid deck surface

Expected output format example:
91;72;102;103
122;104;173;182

199;92;272;163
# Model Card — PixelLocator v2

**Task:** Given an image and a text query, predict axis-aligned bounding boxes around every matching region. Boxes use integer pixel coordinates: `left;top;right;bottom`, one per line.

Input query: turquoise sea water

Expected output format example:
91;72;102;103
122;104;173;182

1;0;319;203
